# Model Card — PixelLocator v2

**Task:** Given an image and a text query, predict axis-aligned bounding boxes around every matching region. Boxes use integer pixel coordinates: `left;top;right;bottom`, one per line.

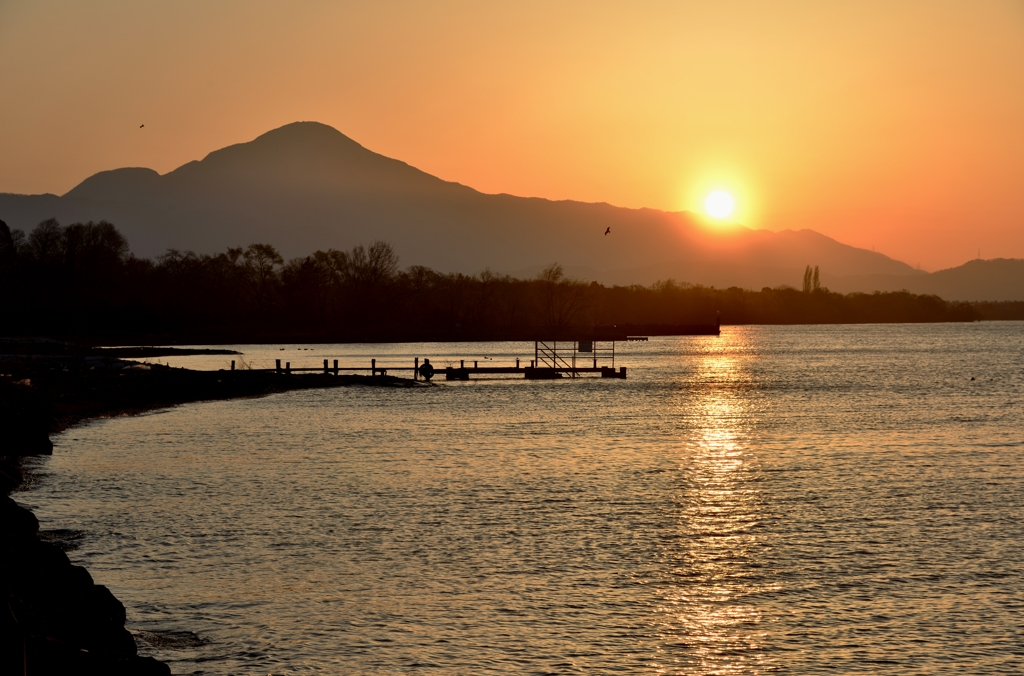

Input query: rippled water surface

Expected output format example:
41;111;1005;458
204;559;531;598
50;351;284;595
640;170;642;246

19;324;1024;674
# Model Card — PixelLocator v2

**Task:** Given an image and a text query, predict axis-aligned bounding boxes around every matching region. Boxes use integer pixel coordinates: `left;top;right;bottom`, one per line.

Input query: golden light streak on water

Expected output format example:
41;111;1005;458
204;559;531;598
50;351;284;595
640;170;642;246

651;349;777;675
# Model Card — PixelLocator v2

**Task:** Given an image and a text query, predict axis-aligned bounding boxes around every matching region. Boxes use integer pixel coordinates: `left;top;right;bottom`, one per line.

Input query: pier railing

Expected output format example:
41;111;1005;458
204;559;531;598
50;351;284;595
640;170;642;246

228;339;627;381
534;340;616;378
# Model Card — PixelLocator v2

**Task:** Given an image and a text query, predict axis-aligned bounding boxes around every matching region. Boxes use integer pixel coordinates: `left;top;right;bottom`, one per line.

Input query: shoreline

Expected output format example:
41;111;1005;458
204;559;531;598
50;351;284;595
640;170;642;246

1;351;421;674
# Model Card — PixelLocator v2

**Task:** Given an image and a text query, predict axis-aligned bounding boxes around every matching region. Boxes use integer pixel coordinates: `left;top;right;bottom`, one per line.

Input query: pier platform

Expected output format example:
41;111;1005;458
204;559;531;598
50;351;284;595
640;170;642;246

442;365;626;380
240;340;632;382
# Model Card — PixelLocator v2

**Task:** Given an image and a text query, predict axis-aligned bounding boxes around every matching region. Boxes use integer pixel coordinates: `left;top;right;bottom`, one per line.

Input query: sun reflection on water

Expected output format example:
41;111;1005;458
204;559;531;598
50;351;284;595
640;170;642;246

655;346;777;674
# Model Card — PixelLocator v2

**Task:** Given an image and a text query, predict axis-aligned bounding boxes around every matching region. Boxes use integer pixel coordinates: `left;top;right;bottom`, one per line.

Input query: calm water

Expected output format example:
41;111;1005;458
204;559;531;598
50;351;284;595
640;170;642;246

18;324;1024;674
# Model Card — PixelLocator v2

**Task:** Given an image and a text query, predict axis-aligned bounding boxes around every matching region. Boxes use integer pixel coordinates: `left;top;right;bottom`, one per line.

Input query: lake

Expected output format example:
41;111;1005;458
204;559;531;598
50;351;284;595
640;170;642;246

18;323;1024;674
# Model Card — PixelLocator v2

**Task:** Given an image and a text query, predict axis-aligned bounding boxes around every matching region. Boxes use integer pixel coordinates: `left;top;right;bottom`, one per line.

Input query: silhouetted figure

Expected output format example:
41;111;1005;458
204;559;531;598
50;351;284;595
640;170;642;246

604;227;611;235
418;358;435;381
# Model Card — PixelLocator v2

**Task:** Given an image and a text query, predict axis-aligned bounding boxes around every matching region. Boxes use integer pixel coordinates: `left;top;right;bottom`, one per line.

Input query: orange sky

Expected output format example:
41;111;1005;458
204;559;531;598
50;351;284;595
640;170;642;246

1;0;1022;271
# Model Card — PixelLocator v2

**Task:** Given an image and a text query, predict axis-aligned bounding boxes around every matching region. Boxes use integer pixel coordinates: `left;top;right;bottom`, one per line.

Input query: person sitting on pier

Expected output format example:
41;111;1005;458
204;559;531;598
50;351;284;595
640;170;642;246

418;358;435;382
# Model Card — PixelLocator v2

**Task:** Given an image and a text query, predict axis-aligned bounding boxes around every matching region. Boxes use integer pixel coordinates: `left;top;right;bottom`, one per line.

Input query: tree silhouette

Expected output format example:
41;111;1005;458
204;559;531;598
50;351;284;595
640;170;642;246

345;240;399;287
0;220;14;274
242;243;283;311
537;263;591;334
28;219;63;266
62;221;129;284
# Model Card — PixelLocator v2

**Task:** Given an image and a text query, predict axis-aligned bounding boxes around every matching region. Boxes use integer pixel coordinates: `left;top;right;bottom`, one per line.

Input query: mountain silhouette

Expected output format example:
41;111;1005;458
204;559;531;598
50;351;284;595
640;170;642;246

825;258;1024;301
0;121;974;291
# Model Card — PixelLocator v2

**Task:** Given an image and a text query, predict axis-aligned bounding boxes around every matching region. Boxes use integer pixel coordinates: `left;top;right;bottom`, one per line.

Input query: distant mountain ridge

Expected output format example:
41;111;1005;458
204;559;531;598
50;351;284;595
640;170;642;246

825;258;1024;302
1;121;1019;299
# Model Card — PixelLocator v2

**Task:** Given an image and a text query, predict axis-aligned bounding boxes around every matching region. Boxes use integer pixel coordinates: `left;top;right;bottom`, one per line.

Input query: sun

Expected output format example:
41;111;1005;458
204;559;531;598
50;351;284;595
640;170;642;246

705;190;735;219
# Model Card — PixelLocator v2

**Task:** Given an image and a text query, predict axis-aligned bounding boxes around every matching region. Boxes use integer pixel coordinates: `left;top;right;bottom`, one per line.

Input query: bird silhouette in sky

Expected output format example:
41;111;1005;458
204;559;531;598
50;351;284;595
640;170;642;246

140;124;145;128
604;227;611;235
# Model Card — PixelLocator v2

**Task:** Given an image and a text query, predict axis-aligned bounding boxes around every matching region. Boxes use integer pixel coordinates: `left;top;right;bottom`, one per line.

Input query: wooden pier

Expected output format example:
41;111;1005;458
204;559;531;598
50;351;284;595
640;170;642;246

234;340;629;381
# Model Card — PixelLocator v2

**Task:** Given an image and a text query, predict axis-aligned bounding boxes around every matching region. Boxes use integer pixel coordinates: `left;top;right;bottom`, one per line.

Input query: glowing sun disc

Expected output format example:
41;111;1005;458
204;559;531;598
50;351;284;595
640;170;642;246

705;190;735;219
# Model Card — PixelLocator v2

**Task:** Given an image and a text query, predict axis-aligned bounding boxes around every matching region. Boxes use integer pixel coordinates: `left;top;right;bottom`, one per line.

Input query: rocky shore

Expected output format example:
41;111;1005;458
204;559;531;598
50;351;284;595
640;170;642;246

1;462;172;675
1;342;420;674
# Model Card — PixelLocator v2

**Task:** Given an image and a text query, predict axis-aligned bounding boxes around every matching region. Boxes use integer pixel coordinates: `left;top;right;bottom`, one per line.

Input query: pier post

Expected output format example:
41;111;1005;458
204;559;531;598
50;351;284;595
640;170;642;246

516;358;519;368
276;359;281;374
460;359;464;369
231;360;235;371
474;360;478;369
372;358;376;377
286;362;291;375
334;359;338;375
414;357;419;381
324;359;328;374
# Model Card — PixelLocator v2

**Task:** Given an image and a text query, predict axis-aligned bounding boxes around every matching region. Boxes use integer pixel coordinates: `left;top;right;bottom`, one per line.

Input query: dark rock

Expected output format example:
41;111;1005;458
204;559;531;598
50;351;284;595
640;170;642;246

0;462;22;494
1;496;40;539
90;584;129;627
1;458;171;675
21;636;171;675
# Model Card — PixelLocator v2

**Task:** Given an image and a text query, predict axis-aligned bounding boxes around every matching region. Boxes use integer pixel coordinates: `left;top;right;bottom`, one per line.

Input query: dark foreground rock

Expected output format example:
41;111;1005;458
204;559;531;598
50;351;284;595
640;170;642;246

1;487;171;675
1;347;421;674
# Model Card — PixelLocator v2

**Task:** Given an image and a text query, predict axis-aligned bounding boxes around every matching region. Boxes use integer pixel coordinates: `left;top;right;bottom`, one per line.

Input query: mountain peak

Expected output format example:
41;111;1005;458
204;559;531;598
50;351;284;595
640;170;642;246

257;120;353;138
184;121;373;172
237;121;368;155
64;167;161;201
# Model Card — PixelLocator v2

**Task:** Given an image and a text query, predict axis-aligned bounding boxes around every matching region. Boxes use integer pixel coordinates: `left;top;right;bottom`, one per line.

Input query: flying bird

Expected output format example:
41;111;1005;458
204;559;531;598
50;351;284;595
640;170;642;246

140;124;145;128
604;227;611;236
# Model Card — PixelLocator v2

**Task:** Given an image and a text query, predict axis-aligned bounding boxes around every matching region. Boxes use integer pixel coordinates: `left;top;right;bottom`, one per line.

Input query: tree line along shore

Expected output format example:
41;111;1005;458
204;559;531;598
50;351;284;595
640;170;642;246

3;218;1015;346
